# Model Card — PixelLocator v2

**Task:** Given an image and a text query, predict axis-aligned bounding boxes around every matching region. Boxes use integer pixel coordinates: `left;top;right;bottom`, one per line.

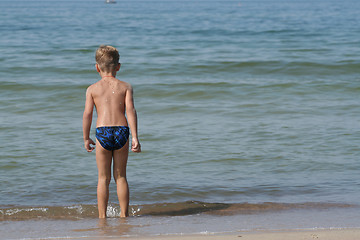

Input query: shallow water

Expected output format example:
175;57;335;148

0;0;360;238
2;206;360;239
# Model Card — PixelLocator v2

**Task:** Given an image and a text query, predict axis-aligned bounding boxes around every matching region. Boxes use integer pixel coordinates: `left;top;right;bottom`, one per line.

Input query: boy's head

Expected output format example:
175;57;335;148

95;45;120;73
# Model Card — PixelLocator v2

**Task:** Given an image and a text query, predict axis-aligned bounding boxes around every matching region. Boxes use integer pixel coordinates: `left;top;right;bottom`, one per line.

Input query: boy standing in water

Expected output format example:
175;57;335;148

83;45;141;218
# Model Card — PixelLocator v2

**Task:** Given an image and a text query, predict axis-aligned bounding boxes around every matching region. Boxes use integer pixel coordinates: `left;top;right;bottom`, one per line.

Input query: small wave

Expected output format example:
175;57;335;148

135;81;238;103
0;81;87;92
130;60;360;78
1;201;355;221
187;60;360;76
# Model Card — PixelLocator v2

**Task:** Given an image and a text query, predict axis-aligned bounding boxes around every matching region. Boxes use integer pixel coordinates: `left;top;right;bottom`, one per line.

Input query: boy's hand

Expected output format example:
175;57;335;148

84;138;95;152
131;138;141;153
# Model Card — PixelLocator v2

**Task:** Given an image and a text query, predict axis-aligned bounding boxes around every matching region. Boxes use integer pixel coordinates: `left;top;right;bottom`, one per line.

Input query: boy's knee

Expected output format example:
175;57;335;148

114;175;127;183
113;169;126;180
99;175;111;185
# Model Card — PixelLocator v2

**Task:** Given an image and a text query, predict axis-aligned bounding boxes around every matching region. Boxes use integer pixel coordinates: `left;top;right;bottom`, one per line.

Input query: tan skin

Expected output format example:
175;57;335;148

83;63;141;218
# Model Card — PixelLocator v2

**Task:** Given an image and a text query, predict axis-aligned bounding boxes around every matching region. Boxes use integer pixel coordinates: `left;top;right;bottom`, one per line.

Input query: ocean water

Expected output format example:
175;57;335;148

1;0;360;238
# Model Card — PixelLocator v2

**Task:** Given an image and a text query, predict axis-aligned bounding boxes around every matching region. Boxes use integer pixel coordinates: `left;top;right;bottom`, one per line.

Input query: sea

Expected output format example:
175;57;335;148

0;0;360;239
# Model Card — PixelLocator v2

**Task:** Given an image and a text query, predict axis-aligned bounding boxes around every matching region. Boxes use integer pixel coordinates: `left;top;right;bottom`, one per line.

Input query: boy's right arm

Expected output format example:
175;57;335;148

83;87;95;152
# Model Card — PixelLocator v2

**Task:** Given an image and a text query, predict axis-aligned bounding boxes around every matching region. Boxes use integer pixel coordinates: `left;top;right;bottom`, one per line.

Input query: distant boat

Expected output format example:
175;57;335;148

105;0;116;3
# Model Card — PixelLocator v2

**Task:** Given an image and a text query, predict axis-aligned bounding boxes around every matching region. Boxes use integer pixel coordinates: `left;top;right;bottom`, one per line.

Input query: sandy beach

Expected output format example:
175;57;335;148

125;229;360;240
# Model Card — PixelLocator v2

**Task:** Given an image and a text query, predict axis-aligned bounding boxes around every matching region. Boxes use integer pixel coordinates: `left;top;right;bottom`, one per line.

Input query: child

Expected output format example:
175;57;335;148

82;45;141;218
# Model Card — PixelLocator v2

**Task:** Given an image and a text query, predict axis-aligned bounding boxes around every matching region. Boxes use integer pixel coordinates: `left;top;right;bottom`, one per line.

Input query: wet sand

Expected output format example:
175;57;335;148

124;228;360;240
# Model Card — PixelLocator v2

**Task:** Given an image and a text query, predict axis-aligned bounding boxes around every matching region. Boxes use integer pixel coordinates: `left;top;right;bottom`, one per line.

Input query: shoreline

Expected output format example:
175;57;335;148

124;228;360;240
2;210;360;239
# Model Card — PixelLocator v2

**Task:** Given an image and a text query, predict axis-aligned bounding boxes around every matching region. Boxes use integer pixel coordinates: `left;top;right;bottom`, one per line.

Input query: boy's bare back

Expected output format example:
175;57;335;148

87;77;132;128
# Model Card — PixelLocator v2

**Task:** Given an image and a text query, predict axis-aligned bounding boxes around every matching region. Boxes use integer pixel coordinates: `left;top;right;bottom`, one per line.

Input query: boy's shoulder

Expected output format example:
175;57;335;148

115;79;134;92
123;80;133;90
85;82;97;95
115;78;132;87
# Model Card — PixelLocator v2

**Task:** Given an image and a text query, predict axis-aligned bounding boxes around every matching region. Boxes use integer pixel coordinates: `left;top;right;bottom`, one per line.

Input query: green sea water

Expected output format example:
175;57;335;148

0;0;360;238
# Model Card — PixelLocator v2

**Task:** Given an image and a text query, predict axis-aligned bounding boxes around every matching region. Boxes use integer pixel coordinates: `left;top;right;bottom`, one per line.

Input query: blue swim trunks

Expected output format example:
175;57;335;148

96;126;130;151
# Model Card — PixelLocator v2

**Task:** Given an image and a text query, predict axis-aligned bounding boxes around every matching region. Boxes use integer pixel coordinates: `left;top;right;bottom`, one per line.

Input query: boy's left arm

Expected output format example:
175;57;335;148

125;84;141;153
83;87;95;152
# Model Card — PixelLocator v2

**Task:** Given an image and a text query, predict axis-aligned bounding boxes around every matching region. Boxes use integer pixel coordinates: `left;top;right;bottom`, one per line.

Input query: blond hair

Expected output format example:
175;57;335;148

95;45;120;72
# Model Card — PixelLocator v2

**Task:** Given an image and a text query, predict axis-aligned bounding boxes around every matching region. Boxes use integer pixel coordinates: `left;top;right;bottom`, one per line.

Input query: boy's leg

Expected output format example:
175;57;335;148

96;140;113;218
113;140;130;217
